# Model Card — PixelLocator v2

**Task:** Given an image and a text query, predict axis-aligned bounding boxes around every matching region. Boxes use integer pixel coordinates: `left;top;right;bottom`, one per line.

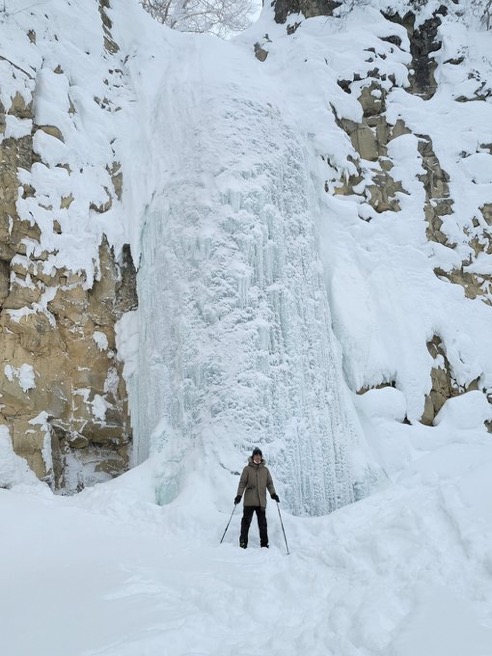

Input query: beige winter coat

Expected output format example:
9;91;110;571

236;457;276;508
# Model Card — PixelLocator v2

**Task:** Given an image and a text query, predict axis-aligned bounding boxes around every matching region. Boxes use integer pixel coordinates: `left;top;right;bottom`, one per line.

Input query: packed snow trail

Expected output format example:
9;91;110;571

125;37;367;515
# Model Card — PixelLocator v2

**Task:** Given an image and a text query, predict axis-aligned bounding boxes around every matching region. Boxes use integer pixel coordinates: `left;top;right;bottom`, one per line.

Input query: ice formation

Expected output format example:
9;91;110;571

126;46;368;516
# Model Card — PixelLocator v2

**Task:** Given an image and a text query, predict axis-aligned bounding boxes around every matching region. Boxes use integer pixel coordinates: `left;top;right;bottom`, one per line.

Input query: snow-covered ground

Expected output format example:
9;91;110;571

2;0;492;653
2;402;492;656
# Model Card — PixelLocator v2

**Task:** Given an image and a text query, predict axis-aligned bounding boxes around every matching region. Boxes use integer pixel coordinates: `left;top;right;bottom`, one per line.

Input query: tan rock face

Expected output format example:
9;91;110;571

0;231;136;489
330;83;405;217
416;140;492;306
422;336;481;426
0;9;138;491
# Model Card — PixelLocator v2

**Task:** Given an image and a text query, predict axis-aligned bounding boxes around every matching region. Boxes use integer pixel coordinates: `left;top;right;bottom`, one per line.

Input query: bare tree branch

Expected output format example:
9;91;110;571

140;0;254;37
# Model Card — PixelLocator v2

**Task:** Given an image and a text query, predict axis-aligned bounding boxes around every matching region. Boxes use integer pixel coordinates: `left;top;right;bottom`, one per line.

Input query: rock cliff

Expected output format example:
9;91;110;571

0;0;136;490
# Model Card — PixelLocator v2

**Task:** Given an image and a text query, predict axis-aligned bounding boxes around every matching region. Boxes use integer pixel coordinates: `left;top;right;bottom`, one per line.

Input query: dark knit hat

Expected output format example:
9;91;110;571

252;447;262;457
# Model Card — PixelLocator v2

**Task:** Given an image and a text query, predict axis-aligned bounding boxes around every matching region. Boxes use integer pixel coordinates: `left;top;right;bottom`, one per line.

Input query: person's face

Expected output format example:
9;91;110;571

253;454;261;464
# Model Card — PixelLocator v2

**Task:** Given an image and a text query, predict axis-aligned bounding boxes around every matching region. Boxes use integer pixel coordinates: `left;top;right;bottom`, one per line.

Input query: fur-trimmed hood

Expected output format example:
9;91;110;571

247;456;267;466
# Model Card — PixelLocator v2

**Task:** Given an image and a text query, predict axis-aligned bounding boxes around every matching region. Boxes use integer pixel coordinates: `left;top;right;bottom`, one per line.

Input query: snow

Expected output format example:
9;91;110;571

1;0;492;653
0;427;41;488
91;394;109;421
93;330;109;351
2;415;492;655
4;362;36;392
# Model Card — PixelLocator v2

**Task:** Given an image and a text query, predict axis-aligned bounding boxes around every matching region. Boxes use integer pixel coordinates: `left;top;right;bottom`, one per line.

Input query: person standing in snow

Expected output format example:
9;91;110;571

234;447;279;549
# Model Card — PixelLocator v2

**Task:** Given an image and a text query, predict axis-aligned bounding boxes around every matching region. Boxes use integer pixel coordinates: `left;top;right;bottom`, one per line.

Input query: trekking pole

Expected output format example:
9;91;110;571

219;504;237;544
276;502;290;555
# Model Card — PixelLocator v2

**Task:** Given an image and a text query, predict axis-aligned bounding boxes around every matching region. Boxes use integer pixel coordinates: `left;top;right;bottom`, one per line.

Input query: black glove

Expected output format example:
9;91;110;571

271;494;280;503
234;495;241;505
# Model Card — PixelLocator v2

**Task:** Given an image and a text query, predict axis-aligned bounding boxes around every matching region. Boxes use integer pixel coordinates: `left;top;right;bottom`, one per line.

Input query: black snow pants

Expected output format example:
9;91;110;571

240;506;268;548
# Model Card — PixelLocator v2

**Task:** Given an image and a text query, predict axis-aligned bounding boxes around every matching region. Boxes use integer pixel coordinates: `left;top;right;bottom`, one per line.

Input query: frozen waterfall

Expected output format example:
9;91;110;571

125;45;366;516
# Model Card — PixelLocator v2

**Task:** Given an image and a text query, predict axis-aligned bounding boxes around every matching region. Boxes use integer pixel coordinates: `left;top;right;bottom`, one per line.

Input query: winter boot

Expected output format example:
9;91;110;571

239;539;247;549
